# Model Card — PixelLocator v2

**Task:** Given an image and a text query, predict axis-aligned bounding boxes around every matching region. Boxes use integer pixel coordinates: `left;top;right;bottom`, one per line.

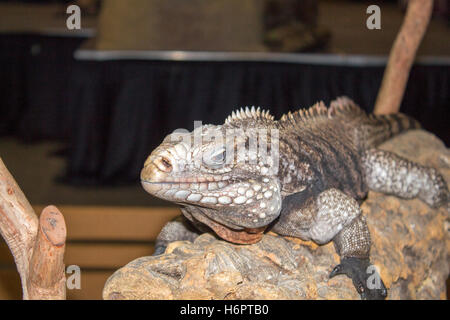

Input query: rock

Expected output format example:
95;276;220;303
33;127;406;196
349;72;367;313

103;130;449;300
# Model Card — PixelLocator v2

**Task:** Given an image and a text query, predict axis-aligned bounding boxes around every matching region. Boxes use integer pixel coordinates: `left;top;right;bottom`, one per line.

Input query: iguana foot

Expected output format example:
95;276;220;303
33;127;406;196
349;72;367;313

329;257;387;300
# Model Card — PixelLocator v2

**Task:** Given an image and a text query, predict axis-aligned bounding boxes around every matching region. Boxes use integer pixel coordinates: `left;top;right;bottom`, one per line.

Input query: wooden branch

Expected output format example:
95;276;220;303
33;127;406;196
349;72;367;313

0;158;66;299
27;206;67;300
374;0;433;114
0;158;38;299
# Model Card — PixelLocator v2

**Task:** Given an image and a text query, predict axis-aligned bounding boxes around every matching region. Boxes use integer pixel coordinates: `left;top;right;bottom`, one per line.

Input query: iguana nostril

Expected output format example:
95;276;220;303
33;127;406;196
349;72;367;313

154;156;173;173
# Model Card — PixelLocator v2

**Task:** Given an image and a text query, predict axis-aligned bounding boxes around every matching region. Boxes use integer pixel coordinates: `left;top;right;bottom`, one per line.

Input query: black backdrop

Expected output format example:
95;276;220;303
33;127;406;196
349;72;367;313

64;59;449;185
1;34;449;185
0;34;86;139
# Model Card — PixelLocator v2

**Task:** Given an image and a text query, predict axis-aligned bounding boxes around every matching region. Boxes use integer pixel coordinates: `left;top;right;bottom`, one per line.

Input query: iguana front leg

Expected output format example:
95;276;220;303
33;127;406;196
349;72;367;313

272;188;386;299
312;189;387;300
330;215;387;300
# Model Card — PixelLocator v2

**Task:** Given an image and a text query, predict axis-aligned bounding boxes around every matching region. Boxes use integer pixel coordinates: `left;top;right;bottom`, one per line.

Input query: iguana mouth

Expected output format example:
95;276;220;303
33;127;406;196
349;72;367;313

141;180;232;203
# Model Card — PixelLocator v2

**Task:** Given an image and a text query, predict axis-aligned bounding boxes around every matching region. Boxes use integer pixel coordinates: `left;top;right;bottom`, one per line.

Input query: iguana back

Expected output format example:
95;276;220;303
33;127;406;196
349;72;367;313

275;97;420;200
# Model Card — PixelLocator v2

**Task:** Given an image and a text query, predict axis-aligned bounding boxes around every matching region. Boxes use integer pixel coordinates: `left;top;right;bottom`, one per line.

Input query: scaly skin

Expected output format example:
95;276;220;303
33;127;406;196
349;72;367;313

140;97;449;300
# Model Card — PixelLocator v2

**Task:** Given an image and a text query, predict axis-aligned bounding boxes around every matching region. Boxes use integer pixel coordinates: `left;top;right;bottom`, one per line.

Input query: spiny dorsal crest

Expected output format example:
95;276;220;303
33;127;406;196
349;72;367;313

279;101;328;126
328;96;365;118
224;106;275;124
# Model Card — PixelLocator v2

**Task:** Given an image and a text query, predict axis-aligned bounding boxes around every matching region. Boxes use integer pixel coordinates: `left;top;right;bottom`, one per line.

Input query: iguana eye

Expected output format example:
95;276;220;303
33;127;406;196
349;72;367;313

203;147;226;169
211;149;226;163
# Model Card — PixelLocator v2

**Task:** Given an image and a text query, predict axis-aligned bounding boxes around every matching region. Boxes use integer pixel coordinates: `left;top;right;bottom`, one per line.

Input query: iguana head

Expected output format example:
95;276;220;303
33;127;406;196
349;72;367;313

141;107;282;244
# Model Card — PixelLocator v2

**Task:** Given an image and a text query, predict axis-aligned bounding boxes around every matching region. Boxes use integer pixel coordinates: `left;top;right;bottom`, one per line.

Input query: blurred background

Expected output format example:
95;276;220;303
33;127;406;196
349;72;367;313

0;0;449;299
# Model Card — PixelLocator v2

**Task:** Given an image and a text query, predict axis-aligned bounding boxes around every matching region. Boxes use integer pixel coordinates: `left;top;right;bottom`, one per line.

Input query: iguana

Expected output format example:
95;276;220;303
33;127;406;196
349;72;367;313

140;97;448;300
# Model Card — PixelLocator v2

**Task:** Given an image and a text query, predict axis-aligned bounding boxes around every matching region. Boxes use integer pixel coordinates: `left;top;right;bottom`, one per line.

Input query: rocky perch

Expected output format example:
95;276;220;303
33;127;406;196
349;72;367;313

103;130;450;300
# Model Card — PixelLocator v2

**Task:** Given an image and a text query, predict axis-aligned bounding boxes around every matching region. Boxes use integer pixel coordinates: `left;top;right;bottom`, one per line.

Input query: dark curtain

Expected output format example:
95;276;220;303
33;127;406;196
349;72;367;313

0;34;87;140
64;60;449;185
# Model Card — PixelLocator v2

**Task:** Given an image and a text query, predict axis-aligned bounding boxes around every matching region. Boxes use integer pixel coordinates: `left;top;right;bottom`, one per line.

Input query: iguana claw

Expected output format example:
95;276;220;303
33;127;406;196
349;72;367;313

329;257;388;300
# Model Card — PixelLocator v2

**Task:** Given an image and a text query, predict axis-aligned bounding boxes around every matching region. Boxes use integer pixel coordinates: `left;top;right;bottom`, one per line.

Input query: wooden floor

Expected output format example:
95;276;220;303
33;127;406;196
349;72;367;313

0;206;180;300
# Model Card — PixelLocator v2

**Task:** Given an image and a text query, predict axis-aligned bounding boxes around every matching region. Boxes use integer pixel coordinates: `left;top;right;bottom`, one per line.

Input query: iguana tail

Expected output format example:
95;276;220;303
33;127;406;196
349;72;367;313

365;113;421;147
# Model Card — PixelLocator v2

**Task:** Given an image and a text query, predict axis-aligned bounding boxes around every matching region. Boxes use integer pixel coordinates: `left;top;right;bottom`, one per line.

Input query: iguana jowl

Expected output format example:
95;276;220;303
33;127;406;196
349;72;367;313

140;97;449;299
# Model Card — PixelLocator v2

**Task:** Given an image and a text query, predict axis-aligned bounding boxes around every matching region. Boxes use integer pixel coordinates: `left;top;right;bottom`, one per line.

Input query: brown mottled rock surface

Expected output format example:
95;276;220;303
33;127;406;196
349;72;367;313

103;130;449;300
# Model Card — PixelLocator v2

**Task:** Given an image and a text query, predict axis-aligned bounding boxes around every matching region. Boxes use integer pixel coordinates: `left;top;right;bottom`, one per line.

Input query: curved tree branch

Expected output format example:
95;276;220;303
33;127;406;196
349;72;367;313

0;158;66;299
374;0;433;114
27;206;67;299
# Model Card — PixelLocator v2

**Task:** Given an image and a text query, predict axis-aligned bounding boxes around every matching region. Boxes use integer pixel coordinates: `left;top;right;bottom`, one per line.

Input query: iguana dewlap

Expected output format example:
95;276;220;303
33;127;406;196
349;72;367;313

140;97;449;300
